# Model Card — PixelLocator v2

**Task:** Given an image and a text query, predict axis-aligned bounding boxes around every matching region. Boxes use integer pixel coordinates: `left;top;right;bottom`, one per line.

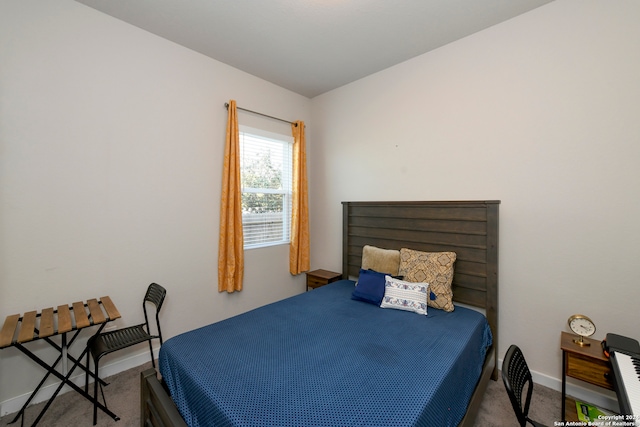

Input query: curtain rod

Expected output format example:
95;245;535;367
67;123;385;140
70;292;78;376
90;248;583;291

224;103;298;127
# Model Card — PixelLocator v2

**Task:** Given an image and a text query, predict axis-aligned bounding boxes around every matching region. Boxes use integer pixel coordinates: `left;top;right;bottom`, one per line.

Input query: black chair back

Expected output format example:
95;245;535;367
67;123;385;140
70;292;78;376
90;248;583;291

502;344;535;427
143;283;166;344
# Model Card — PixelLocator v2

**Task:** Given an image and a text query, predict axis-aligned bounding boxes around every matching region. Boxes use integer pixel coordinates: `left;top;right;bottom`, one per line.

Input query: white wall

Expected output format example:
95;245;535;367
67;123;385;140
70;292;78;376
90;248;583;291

0;0;310;411
310;0;640;407
3;0;639;416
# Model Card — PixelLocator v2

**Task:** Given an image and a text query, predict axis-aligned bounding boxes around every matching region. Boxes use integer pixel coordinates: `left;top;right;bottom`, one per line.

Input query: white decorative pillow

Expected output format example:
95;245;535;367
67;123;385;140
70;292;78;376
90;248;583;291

380;275;428;315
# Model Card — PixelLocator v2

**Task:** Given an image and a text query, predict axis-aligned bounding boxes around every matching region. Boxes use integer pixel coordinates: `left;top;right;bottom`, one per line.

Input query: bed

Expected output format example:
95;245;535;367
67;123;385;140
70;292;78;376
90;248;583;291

141;200;500;427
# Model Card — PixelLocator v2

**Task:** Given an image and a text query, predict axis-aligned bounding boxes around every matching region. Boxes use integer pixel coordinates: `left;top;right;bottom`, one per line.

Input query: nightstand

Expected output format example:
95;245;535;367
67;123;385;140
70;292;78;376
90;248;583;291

306;269;342;291
560;331;614;422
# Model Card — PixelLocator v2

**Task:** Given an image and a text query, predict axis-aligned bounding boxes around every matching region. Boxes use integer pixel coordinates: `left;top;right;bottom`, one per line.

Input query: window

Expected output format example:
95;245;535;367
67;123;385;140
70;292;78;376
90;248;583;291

239;126;293;249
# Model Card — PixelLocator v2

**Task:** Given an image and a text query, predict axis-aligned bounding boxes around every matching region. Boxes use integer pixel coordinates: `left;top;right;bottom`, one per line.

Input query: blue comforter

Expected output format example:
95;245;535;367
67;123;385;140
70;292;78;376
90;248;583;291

159;280;492;427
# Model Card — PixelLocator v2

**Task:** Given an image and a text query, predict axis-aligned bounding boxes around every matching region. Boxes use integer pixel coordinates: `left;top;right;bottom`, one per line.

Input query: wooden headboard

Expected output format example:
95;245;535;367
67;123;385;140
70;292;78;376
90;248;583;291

342;200;500;378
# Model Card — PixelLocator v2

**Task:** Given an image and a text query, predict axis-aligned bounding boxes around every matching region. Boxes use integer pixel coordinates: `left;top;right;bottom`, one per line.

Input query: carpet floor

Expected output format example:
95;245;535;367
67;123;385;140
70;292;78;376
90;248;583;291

1;362;562;427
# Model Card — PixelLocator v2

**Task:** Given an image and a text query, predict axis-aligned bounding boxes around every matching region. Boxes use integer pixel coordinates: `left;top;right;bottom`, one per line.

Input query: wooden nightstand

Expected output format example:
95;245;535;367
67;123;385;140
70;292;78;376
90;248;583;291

306;269;342;291
560;331;614;422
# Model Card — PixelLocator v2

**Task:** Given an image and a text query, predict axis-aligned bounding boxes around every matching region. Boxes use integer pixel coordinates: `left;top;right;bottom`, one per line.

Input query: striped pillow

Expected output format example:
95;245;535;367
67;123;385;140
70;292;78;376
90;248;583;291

380;275;428;315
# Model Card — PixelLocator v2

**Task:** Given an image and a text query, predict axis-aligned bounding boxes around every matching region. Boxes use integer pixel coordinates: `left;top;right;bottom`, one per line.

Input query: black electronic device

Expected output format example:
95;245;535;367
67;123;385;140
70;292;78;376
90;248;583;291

604;333;640;418
603;333;640;357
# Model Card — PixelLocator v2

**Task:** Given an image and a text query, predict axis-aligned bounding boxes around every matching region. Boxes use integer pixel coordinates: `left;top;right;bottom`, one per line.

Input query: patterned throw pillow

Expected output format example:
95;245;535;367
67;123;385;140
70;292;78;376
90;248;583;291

380;276;428;315
398;248;456;312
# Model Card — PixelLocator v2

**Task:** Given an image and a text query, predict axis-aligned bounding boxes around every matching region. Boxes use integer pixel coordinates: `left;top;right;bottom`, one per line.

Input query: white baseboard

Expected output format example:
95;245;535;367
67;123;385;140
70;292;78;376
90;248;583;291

0;348;157;417
533;369;618;413
498;356;619;414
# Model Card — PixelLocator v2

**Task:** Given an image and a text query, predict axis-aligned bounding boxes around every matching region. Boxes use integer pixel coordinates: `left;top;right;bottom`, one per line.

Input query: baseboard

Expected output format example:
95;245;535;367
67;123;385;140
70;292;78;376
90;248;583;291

498;356;619;413
0;347;158;417
533;369;618;412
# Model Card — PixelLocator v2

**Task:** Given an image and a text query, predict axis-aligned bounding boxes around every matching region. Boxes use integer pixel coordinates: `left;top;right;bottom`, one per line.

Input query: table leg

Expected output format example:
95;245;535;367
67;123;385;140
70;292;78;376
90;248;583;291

8;359;56;426
9;323;117;426
14;342;120;425
9;327;109;424
6;333;78;426
43;335;107;386
62;334;67;376
562;350;567;422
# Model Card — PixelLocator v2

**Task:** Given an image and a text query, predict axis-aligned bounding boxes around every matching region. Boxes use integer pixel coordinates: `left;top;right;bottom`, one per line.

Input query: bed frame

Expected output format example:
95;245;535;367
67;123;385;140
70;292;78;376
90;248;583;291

140;200;500;427
342;200;500;427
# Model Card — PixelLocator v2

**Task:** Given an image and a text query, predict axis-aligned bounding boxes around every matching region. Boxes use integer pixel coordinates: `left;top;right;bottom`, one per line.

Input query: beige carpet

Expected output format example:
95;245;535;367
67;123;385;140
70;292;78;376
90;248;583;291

1;363;561;427
0;362;154;427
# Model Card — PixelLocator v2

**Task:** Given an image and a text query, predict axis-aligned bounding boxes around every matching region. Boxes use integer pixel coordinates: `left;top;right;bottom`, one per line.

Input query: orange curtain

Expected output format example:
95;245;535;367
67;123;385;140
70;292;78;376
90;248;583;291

289;121;310;275
218;100;244;292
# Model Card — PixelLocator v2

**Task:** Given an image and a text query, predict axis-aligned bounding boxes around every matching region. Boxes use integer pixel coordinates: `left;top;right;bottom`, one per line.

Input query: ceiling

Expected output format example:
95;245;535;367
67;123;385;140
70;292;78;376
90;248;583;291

75;0;554;98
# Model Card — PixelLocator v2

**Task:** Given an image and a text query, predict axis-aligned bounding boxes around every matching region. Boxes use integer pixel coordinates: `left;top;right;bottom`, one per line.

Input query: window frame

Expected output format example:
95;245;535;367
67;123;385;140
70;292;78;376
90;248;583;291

239;125;293;250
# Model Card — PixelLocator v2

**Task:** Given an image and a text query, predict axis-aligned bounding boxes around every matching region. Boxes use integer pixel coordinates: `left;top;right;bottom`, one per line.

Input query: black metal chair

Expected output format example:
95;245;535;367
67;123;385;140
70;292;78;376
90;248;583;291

502;344;548;427
86;283;166;425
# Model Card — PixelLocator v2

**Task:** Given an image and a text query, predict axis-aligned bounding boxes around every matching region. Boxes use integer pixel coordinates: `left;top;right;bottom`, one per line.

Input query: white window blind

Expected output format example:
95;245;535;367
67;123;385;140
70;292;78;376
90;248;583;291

239;126;293;249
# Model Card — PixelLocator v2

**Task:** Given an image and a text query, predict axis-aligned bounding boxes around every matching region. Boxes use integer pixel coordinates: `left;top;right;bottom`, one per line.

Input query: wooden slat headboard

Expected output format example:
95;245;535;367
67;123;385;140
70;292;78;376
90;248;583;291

342;200;500;377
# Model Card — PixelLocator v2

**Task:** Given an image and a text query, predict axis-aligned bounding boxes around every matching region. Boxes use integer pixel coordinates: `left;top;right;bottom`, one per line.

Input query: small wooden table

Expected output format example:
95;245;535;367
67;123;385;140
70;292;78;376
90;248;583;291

306;269;342;291
0;296;122;426
560;331;614;422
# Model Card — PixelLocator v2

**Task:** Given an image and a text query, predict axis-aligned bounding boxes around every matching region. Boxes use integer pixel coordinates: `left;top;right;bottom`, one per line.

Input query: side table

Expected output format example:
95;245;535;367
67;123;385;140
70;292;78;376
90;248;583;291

306;269;342;291
560;331;614;422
